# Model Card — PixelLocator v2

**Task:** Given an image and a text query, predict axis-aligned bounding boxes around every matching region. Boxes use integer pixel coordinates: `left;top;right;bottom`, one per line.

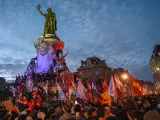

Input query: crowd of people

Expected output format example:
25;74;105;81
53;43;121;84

0;94;160;120
6;70;160;120
15;72;58;86
15;75;27;85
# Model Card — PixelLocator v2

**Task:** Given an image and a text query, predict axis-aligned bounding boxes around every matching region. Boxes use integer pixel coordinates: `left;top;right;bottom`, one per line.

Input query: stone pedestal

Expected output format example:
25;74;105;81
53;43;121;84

34;34;64;73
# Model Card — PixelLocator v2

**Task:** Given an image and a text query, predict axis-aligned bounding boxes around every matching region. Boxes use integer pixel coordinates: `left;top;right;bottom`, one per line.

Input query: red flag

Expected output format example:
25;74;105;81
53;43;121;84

76;79;87;100
19;97;28;104
28;101;34;110
13;106;20;115
86;81;92;102
68;84;73;100
91;82;104;104
71;81;77;90
101;76;112;105
108;75;117;97
97;97;105;105
76;77;80;81
56;82;67;100
18;86;23;96
32;91;38;98
35;98;42;107
103;76;108;90
3;100;20;114
113;74;123;99
79;71;83;75
86;81;91;90
132;76;143;96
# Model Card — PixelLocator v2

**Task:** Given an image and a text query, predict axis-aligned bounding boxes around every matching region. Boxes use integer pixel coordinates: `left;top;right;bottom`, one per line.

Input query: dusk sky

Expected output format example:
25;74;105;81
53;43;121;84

0;0;160;81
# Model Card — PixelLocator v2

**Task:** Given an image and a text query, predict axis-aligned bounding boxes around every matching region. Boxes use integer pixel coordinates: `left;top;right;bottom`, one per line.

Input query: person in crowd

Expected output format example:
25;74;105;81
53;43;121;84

97;105;105;120
26;110;32;120
143;110;160;120
127;110;144;120
87;107;98;120
3;114;11;120
31;111;38;120
110;102;119;116
59;104;74;120
74;104;86;120
16;114;27;120
2;71;160;120
37;107;45;120
104;105;116;120
157;104;160;113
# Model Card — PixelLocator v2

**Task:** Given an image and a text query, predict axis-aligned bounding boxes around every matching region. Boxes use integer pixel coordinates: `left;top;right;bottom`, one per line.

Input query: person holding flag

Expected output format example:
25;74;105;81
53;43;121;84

76;78;87;100
56;81;67;101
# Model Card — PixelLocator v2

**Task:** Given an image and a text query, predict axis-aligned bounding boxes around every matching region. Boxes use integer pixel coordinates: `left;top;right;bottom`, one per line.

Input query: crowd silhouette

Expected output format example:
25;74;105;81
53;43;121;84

0;94;160;120
15;72;58;86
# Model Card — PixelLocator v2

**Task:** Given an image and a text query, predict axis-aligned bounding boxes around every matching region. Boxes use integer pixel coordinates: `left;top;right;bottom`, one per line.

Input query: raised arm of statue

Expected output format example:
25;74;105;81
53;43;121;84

37;4;45;16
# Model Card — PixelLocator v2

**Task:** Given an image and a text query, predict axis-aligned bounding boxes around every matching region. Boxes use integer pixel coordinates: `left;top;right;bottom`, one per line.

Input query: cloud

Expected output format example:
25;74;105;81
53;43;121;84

0;0;160;81
128;65;153;81
0;57;27;81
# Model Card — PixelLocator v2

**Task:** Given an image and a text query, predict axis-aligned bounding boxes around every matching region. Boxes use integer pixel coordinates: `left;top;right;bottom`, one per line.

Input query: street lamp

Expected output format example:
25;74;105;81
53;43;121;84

121;74;128;80
121;73;130;97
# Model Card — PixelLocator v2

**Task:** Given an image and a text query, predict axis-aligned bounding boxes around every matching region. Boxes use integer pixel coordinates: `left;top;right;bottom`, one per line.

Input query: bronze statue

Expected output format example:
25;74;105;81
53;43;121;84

37;4;57;35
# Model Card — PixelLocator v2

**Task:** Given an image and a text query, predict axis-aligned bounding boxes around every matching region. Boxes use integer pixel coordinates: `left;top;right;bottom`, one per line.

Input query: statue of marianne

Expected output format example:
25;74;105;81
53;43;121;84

37;4;57;35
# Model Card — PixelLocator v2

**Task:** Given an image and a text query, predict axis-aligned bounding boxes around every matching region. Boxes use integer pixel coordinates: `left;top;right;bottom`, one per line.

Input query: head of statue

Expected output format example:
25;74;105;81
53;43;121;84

47;8;52;13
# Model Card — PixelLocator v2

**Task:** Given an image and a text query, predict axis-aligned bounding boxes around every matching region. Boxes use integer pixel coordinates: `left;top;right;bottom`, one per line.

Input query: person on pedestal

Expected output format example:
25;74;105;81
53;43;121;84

52;49;68;72
58;49;69;71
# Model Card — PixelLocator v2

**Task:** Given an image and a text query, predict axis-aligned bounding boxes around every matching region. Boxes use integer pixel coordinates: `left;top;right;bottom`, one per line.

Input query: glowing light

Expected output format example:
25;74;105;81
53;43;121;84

36;51;53;73
121;74;128;79
157;68;160;71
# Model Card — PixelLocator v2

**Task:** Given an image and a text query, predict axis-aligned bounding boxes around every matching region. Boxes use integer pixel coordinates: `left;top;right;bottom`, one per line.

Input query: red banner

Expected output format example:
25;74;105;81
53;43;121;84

132;77;143;96
60;71;74;85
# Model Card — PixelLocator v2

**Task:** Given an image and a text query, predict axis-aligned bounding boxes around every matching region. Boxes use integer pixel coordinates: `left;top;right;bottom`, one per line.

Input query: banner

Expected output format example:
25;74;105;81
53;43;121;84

60;71;74;85
132;77;143;96
3;99;15;111
113;74;123;99
76;79;87;100
108;76;117;97
56;82;67;100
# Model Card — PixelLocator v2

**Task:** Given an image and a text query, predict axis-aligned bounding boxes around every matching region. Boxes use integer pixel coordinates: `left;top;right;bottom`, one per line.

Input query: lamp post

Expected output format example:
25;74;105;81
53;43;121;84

121;74;128;80
121;72;131;97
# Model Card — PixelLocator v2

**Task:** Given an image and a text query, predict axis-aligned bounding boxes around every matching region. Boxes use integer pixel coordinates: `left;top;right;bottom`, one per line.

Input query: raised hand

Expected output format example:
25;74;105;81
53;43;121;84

37;4;41;10
36;4;45;16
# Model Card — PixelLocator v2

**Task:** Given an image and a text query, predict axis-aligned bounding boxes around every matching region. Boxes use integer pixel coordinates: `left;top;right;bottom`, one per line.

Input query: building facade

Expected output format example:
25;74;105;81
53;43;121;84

150;44;160;82
139;80;155;94
0;77;5;89
77;57;112;83
77;57;131;84
76;57;136;96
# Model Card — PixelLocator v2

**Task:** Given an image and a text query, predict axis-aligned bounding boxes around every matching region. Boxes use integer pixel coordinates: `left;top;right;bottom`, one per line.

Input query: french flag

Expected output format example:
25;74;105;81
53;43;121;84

56;82;67;101
108;75;117;97
76;79;87;100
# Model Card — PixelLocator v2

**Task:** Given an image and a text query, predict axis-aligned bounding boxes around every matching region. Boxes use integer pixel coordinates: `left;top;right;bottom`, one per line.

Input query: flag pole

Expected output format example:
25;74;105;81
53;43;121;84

91;79;93;102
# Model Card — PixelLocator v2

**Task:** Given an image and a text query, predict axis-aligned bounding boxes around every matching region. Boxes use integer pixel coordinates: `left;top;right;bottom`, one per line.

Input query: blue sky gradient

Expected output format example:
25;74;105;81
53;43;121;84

0;0;160;81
